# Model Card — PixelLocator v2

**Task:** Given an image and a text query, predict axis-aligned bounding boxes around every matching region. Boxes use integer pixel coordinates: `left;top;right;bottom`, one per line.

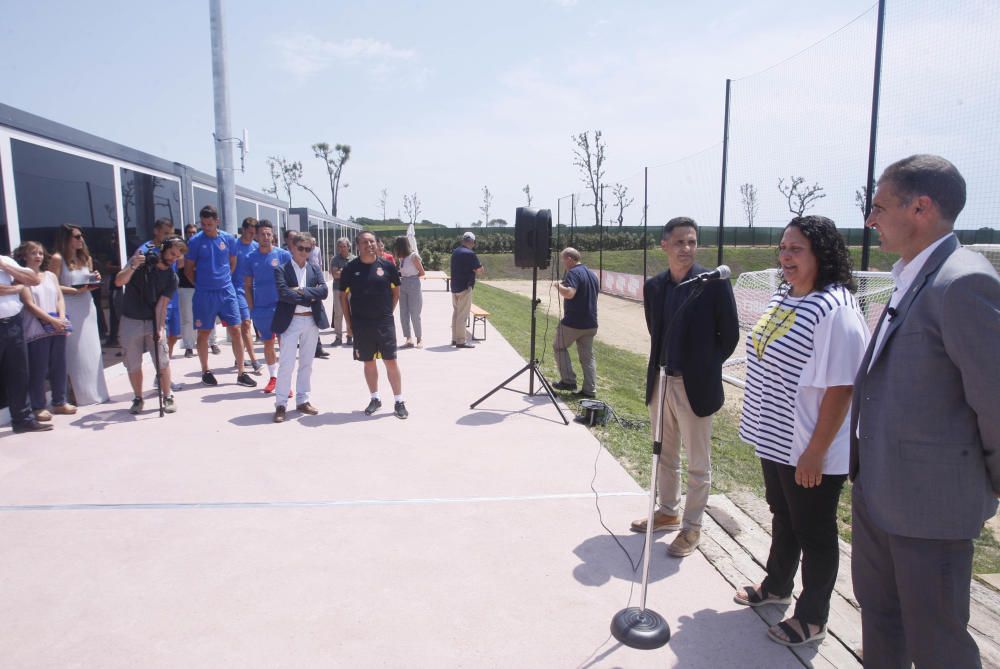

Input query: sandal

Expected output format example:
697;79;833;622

733;584;793;607
767;619;827;647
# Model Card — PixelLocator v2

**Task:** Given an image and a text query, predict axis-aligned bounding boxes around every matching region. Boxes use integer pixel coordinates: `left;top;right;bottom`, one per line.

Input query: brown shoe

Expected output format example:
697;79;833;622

274;406;286;423
33;409;53;422
296;402;318;415
630;510;681;533
51;403;77;415
667;528;701;557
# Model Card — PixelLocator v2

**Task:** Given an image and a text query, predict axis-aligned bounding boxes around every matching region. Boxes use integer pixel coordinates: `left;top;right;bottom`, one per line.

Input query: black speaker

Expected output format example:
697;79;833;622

514;207;552;269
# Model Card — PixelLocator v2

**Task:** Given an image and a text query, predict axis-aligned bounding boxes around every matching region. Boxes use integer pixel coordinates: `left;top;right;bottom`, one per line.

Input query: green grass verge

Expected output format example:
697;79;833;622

476;246;900;280
472;282;1000;575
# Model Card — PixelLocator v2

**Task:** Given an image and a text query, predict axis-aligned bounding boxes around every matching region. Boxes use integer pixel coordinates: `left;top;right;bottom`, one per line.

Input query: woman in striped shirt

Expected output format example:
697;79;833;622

734;215;870;648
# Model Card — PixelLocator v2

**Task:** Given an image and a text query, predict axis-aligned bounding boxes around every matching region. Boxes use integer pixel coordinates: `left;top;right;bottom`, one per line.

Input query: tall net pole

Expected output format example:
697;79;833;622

861;0;887;271
717;79;732;267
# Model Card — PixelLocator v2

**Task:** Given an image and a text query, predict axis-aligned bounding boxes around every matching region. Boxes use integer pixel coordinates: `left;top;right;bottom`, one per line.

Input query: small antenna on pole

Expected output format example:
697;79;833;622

239;128;249;173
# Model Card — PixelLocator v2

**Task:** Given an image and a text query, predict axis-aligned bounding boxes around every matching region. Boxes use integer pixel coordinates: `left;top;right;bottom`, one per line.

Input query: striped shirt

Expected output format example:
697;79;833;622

740;283;869;472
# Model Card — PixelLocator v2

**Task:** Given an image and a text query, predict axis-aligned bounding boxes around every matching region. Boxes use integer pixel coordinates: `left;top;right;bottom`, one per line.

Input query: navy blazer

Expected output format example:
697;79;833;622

644;263;739;416
272;261;330;335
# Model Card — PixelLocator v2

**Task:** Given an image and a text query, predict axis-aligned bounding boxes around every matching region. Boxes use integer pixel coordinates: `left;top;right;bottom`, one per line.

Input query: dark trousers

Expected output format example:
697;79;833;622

852;482;980;668
760;458;846;626
92;286;108;339
0;313;32;425
27;335;68;409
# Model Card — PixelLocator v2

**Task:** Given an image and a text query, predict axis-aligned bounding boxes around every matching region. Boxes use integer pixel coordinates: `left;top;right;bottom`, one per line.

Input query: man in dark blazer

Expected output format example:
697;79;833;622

629;217;739;558
272;232;329;423
851;155;1000;668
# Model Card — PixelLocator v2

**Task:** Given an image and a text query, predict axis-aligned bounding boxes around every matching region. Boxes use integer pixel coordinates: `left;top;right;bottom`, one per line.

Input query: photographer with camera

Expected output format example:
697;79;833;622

115;236;187;415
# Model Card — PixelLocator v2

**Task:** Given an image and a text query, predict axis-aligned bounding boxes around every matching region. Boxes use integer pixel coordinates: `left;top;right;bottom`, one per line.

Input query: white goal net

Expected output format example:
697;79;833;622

723;269;895;387
968;244;1000;274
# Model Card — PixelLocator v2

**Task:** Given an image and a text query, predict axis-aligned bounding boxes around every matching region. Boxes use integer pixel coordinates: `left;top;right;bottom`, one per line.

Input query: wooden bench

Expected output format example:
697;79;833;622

468;305;490;341
423;270;450;291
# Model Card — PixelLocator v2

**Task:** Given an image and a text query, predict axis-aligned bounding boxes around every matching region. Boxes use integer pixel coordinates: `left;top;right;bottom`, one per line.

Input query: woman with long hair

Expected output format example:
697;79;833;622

393;236;425;348
734;216;869;647
49;224;109;405
14;241;76;421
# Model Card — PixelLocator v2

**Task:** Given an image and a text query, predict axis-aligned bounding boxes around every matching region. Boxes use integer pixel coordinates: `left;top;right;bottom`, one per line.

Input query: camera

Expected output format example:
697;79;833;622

142;248;160;269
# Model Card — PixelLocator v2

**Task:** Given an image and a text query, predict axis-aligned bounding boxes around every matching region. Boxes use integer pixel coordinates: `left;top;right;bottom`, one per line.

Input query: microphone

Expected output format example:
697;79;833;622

679;265;732;287
887;307;897;321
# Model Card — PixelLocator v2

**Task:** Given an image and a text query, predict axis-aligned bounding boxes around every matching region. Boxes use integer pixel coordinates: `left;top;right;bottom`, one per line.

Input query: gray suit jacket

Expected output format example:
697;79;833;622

850;235;1000;540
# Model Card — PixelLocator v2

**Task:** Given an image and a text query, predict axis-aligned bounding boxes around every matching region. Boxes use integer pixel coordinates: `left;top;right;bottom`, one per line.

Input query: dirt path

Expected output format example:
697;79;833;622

482;279;651;357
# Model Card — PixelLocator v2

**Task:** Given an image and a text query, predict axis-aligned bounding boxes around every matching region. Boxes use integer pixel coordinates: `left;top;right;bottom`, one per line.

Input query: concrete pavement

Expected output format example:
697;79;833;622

0;287;799;668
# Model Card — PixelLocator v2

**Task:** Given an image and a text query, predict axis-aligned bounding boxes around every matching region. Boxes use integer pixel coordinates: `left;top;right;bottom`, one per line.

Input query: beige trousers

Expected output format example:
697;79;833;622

451;287;474;344
649;374;714;530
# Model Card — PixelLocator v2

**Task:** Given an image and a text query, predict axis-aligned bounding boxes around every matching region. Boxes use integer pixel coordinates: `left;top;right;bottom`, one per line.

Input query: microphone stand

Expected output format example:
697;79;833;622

610;281;705;650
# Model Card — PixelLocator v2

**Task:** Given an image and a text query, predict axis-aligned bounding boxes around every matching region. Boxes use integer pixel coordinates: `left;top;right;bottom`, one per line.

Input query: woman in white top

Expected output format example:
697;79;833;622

734;216;869;648
14;241;76;421
49;224;109;406
393;236;425;348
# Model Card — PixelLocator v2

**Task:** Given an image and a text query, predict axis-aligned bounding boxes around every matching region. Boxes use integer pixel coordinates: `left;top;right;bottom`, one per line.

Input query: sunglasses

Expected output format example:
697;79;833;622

296;245;313;252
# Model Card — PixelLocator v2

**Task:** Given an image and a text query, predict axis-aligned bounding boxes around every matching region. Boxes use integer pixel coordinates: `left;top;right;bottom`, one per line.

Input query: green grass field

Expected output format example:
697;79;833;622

471;282;1000;574
475;246;900;280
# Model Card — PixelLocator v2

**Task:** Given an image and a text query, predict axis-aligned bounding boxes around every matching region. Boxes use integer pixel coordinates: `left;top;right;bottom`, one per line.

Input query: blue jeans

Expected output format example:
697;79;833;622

0;312;32;425
28;335;69;409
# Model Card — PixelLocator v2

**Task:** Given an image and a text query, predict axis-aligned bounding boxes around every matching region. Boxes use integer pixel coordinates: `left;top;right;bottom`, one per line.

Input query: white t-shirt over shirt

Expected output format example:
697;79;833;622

740;283;870;474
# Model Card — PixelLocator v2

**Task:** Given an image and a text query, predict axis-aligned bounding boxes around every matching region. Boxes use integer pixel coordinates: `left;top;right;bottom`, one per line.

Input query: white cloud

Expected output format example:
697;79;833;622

272;34;417;81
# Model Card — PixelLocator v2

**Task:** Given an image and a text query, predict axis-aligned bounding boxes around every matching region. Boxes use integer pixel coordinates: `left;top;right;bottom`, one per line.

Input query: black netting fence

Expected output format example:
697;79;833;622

553;0;1000;280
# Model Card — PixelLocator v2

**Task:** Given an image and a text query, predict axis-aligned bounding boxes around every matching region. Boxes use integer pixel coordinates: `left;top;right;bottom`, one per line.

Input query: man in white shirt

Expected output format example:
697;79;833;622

1;255;53;433
850;154;1000;667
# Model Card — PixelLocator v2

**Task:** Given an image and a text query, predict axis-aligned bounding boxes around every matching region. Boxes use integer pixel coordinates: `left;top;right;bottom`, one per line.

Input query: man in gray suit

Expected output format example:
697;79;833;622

850;155;1000;668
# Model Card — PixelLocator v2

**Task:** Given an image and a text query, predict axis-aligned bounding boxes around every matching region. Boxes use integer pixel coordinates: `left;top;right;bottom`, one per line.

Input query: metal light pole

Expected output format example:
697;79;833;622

209;0;237;234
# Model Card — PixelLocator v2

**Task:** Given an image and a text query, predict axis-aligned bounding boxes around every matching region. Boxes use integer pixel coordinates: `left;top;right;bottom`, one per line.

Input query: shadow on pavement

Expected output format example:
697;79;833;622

572;533;681;587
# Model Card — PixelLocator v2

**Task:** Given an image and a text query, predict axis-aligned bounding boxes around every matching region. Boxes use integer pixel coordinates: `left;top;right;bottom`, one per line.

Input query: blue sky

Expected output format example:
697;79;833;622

2;1;996;229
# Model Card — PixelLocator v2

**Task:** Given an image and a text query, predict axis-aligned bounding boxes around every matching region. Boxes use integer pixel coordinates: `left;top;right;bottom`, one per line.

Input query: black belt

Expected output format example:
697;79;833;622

665;369;682;377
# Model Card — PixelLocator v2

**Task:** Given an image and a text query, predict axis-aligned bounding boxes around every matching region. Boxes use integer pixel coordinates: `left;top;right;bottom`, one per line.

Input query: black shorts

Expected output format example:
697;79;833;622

352;319;397;362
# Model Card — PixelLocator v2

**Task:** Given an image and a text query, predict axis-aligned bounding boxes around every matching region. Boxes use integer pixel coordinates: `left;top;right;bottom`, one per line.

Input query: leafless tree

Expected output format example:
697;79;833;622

778;176;826;217
403;192;421;226
612;183;633;226
378;188;388;222
263;156;328;212
855;182;875;221
312;142;351;217
739;183;759;228
480;186;494;227
522;184;533;206
572;130;606;228
264;156;299;207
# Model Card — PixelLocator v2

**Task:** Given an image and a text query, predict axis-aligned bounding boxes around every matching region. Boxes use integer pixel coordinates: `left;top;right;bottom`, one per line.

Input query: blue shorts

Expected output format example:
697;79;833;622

251;305;277;340
166;305;181;338
193;286;240;329
236;289;251;322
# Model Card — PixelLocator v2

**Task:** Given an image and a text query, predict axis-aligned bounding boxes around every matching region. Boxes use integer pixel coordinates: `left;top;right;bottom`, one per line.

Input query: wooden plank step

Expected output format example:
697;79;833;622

700;511;861;667
707;495;864;662
722;491;1000;668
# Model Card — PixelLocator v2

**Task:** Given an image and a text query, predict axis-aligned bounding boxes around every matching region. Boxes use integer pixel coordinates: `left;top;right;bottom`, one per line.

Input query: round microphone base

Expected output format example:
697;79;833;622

610;607;671;650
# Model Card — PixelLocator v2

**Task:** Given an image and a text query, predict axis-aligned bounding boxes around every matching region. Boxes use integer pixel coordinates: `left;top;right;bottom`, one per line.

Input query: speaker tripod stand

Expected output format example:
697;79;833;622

470;265;569;425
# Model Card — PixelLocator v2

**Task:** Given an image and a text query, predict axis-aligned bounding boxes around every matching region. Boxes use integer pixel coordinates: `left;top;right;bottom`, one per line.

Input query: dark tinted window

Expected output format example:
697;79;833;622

236;198;257;225
0;153;8;255
11;139;119;270
192;185;217;225
121;168;181;254
258;205;278;227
